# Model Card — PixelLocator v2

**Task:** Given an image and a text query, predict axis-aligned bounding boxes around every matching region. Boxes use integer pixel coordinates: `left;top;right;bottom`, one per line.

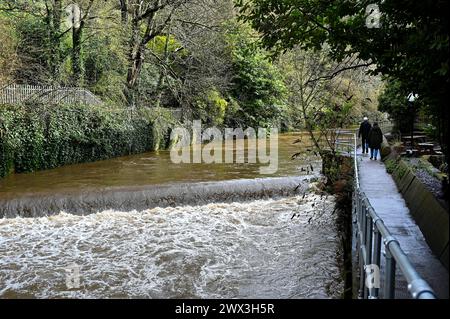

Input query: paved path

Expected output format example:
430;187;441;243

357;150;449;299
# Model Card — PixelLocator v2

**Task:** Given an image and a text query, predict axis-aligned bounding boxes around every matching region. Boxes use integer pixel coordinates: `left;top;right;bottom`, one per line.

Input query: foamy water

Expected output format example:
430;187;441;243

0;194;343;299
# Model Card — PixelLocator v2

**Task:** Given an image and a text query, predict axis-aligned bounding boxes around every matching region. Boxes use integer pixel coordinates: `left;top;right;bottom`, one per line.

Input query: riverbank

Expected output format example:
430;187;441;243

0;103;176;179
321;153;355;298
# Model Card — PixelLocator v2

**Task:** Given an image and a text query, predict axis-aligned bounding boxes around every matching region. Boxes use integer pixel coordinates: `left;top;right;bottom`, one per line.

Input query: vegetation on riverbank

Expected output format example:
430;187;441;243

0;1;288;129
320;153;355;298
238;0;449;167
0;103;176;178
0;0;385;180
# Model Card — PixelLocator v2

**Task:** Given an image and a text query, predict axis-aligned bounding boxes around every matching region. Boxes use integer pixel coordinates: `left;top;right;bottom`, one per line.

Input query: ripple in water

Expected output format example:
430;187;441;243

0;194;343;299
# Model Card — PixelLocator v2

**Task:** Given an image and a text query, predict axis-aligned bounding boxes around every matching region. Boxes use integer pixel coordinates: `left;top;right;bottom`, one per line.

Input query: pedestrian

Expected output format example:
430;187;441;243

368;122;383;160
358;117;372;154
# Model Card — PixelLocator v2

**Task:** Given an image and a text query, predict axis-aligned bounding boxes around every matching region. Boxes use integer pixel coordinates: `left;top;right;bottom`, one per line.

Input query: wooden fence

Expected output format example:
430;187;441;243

0;84;103;105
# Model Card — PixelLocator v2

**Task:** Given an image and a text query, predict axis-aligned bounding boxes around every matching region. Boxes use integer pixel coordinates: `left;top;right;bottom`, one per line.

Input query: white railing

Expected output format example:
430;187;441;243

0;84;103;105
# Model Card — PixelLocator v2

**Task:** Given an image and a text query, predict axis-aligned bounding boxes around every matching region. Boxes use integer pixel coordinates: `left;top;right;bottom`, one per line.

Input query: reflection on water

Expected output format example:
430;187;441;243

0;133;319;199
0;194;343;299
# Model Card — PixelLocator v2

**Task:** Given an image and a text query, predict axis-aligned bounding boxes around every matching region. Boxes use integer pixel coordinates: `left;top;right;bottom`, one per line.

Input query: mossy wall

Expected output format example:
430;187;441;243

0;103;176;178
384;153;449;269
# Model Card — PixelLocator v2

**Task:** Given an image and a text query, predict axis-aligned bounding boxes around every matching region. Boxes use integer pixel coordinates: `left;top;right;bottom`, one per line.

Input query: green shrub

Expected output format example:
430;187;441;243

385;159;398;174
0;103;176;178
225;22;287;129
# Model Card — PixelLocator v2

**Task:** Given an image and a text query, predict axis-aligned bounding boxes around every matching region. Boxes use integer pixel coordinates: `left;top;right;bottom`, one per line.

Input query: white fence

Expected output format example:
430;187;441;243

0;84;103;105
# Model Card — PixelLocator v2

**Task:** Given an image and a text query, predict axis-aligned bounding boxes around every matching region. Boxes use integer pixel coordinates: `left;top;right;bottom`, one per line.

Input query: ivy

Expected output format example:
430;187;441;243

0;103;176;178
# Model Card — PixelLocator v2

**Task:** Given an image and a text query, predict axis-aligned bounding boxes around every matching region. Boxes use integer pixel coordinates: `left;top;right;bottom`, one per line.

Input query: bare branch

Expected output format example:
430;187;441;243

305;62;374;85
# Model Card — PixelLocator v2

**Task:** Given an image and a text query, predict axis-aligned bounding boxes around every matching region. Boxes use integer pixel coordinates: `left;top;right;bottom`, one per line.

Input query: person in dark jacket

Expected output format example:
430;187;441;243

368;122;383;160
358;117;372;154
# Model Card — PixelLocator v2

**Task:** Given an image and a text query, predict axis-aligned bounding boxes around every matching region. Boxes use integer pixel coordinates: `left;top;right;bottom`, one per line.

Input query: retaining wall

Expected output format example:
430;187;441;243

383;146;449;270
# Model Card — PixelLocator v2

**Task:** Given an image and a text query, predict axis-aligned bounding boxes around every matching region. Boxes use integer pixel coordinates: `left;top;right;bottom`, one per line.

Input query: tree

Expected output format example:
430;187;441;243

237;0;449;158
0;14;19;86
0;0;65;83
161;0;234;109
378;78;414;133
0;0;103;85
121;0;189;105
278;47;380;157
226;22;287;128
67;0;97;84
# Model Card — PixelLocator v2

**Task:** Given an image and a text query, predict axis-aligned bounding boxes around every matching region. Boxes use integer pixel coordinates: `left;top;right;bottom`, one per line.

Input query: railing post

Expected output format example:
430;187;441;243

355;193;362;298
362;206;367;246
372;226;382;298
384;248;396;299
364;214;373;299
359;201;367;298
358;192;363;226
358;246;365;298
365;215;373;265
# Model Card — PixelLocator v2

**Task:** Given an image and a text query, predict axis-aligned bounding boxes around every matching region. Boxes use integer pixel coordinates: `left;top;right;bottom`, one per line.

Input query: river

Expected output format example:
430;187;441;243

0;133;344;298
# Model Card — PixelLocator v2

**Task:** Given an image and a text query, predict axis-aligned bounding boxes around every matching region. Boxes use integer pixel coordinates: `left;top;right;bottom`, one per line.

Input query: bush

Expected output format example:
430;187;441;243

195;89;228;127
385;159;398;174
226;22;287;128
0;103;175;178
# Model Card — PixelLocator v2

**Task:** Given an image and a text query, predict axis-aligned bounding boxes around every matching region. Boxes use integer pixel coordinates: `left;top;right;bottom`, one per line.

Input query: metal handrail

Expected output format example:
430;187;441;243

340;132;436;299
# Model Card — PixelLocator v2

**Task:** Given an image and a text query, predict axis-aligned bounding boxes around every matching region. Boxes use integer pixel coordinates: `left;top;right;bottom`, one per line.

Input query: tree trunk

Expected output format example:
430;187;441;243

119;0;128;24
126;16;145;106
155;28;171;108
72;24;83;84
125;0;170;106
48;0;63;80
126;45;145;103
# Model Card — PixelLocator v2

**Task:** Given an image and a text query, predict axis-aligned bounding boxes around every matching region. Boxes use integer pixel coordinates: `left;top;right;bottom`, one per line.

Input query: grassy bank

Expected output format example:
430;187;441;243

0;103;177;178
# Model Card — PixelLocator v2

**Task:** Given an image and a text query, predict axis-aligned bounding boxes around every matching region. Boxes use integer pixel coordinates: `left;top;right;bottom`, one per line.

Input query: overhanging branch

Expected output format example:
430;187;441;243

305;62;374;85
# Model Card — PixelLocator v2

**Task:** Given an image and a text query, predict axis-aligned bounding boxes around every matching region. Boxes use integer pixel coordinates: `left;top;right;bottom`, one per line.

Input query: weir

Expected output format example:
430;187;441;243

0;176;310;218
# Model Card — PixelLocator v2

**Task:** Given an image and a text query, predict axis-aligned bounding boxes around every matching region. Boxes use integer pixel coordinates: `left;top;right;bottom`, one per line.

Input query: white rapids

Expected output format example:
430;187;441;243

0;193;343;299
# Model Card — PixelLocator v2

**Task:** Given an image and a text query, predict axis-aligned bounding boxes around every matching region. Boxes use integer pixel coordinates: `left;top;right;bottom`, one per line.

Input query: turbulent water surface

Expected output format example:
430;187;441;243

0;193;343;299
0;133;345;299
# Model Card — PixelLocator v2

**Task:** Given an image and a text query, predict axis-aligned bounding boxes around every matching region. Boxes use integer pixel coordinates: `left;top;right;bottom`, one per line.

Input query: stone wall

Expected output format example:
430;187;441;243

383;146;449;270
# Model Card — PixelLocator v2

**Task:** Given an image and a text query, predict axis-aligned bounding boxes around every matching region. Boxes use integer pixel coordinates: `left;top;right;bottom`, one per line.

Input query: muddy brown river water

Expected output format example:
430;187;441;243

0;133;344;298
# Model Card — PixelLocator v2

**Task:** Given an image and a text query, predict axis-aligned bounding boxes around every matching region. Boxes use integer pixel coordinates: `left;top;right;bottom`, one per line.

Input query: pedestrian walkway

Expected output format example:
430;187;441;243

357;149;449;299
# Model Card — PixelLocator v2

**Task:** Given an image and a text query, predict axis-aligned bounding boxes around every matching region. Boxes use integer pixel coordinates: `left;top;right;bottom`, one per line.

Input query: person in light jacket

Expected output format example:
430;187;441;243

368;122;383;160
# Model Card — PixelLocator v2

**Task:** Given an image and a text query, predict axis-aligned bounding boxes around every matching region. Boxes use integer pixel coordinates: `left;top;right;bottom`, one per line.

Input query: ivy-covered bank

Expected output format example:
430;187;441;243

0;104;177;178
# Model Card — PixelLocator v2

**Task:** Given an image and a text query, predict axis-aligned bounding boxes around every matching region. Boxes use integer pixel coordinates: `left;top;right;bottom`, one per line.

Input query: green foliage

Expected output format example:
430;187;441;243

147;35;187;57
378;78;414;132
83;30;128;104
315;101;354;131
237;0;449;156
12;13;56;83
385;158;407;179
0;14;18;86
139;107;179;150
0;103;176;178
385;159;398;174
195;90;228;126
225;22;287;128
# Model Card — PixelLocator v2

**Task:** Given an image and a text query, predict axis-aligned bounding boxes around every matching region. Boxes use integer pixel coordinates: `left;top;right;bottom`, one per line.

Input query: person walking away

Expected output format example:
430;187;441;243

358;117;372;154
368;123;383;160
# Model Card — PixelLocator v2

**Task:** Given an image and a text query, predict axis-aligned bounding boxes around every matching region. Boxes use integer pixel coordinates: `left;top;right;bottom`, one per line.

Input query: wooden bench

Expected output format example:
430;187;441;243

417;143;435;155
